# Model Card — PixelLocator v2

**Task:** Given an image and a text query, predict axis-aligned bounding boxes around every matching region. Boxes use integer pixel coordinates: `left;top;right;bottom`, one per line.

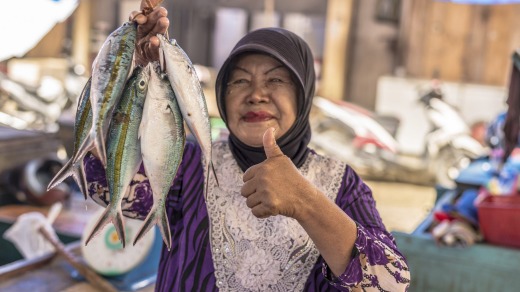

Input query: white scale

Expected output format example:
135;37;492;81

81;208;156;276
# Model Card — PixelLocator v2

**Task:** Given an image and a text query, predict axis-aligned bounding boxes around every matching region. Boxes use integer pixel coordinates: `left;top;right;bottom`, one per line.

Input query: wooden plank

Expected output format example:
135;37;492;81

399;1;520;86
25;22;67;59
482;4;520;86
71;0;92;76
395;0;413;69
402;0;430;77
0;253;56;282
0;241;156;292
463;5;489;84
422;2;472;82
319;0;354;101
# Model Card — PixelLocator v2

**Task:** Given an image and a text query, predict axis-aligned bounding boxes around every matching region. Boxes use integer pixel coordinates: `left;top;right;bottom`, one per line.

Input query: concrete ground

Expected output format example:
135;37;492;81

364;180;436;233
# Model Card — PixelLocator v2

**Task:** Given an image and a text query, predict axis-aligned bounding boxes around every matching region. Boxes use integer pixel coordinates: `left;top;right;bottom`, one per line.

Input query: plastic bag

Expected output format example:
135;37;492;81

2;203;62;259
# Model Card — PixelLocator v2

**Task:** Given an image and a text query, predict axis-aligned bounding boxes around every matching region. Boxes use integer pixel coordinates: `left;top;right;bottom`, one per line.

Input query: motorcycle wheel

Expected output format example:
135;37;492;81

434;147;472;188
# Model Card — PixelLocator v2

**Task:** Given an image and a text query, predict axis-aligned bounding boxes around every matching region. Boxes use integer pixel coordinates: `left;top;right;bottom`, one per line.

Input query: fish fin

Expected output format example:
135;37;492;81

138;115;145;139
47;158;74;191
133;206;157;247
74;132;94;165
94;128;108;167
74;161;89;200
85;205;115;246
114;208;126;248
127;57;136;83
133;205;172;250
157;206;172;251
158;40;166;72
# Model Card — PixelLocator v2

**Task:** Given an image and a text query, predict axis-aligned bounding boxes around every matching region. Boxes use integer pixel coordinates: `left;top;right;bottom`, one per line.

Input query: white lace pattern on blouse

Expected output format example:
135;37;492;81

206;141;346;291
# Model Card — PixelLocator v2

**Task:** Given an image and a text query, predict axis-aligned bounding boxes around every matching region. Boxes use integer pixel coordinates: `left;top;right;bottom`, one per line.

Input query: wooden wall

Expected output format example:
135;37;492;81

398;0;520;86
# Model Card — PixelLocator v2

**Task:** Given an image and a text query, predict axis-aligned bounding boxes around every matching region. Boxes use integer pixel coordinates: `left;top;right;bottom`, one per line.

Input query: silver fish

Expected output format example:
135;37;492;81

157;34;217;196
47;77;92;199
133;64;185;250
85;65;150;247
76;22;137;167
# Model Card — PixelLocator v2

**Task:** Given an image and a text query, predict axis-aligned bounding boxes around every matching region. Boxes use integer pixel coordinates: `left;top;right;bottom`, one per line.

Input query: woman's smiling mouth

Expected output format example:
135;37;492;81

242;111;273;122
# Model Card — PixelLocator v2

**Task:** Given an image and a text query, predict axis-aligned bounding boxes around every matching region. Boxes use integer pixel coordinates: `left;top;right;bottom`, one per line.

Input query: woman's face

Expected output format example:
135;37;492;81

225;54;298;147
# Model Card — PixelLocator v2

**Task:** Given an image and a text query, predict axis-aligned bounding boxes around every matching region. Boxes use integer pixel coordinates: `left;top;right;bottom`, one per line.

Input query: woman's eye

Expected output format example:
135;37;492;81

229;79;248;85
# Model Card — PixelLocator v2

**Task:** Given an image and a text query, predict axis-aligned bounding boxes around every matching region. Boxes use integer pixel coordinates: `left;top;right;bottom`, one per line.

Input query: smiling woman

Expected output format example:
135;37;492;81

224;54;297;147
83;1;410;290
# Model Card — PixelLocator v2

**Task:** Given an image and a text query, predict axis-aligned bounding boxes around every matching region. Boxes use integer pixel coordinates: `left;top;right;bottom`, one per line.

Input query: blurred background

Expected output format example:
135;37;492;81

0;0;519;291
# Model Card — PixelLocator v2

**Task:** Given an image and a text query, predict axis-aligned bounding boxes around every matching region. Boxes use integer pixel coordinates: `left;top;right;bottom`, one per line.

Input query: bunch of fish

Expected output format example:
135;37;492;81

47;21;216;251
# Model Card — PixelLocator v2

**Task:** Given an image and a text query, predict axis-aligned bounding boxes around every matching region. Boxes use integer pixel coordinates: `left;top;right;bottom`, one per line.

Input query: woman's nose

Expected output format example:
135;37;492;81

247;81;269;103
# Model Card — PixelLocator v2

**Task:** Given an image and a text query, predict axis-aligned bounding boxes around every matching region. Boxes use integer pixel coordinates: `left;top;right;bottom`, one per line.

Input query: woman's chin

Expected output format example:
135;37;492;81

233;122;281;146
237;134;264;147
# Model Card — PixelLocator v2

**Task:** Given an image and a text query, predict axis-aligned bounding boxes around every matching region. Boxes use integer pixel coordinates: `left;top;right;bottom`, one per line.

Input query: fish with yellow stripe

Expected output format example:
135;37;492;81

85;65;150;247
132;63;185;250
157;34;217;198
76;21;137;168
47;77;92;199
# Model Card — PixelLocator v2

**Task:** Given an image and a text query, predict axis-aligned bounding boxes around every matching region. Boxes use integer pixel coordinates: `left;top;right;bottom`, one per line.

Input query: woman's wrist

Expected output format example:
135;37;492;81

292;186;323;224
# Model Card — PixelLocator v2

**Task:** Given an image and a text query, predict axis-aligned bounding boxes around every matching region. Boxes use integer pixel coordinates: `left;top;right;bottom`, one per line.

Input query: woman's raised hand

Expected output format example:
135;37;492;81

241;128;318;220
129;0;169;66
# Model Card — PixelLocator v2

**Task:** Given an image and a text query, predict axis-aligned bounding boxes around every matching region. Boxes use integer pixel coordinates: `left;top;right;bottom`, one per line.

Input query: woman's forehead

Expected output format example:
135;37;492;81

235;53;283;68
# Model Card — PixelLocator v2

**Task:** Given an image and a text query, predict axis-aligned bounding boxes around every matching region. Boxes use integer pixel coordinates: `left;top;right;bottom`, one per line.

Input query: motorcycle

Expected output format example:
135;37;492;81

0;63;87;133
310;89;487;188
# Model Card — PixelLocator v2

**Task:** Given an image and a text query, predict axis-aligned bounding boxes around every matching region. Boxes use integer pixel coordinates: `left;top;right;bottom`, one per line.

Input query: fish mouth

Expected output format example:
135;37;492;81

242;111;274;122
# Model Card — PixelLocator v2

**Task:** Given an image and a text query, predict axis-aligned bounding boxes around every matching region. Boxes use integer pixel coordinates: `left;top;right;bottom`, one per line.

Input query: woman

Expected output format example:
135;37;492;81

84;3;410;291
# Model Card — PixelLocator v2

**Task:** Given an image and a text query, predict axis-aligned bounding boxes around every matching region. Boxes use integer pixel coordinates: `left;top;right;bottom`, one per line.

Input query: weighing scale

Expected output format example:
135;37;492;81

70;208;163;291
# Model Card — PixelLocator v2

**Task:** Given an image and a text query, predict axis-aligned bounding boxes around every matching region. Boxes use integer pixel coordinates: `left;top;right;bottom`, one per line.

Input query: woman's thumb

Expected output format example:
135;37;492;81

263;127;284;159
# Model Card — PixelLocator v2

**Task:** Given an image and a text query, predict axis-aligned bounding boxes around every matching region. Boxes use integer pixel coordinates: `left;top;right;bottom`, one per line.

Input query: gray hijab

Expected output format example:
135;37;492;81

215;27;315;172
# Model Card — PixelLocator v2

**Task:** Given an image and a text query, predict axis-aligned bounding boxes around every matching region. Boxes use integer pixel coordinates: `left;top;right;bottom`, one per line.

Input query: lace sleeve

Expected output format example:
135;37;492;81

322;225;410;291
321;165;410;291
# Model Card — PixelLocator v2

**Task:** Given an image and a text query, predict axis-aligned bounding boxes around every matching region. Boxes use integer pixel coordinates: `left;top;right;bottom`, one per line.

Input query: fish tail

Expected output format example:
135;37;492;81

74;161;90;200
133;206;172;250
74;131;94;165
114;207;126;248
85;204;115;246
47;158;74;191
94;127;108;167
157;206;172;251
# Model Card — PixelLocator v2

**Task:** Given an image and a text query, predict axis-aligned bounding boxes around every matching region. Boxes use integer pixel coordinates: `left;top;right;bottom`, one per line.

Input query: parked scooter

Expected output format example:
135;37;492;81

0;64;86;133
310;89;487;187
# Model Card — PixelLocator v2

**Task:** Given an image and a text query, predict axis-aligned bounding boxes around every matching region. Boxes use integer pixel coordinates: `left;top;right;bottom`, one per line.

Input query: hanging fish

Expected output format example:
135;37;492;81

133;64;185;250
47;77;92;199
85;65;150;247
157;34;217;198
75;21;137;167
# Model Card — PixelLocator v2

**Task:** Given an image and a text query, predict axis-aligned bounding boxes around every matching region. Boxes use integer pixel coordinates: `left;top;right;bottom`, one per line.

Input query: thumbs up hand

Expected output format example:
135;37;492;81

241;128;317;220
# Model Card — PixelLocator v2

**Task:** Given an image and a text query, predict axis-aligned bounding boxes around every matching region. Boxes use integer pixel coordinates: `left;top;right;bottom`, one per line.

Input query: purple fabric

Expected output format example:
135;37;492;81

83;142;408;291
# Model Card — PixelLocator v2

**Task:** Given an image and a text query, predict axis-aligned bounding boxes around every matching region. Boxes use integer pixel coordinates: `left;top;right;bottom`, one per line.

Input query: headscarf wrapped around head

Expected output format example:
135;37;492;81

215;27;316;172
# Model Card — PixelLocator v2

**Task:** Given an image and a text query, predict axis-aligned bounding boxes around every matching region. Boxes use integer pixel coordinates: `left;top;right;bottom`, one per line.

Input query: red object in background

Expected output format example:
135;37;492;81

0;62;7;74
476;193;520;249
353;136;395;152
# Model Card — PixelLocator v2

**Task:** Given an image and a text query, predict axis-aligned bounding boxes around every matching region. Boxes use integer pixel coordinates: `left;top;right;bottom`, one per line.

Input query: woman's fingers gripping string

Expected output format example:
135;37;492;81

140;0;164;11
129;11;146;23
